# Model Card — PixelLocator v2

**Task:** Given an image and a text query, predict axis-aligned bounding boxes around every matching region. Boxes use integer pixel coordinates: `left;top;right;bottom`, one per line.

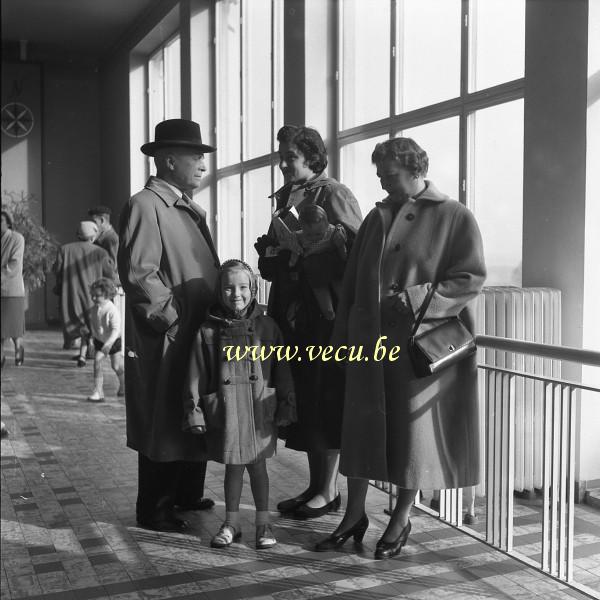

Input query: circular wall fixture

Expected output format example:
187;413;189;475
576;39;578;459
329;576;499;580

1;102;34;138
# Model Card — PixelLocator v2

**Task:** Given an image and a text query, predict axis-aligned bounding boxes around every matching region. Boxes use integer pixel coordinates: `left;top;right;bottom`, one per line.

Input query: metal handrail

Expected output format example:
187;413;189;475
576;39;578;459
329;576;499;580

476;334;600;367
476;364;600;393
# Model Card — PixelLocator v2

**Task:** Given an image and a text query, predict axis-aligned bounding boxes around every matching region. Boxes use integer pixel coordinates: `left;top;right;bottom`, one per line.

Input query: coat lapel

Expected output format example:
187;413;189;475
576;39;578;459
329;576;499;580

145;177;220;266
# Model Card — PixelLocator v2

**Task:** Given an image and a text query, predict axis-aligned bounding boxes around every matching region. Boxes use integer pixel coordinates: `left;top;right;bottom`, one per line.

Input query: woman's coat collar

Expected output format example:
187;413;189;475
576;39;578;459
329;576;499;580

269;170;332;199
377;180;449;208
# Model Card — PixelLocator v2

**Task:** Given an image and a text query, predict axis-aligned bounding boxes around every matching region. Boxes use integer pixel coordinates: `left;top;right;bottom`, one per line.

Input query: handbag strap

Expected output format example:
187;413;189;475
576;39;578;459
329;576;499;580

410;283;438;337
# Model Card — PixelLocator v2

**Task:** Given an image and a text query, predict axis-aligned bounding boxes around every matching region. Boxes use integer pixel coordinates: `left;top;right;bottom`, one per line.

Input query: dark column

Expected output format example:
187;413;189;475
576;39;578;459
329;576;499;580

180;0;192;120
522;0;589;379
283;0;305;127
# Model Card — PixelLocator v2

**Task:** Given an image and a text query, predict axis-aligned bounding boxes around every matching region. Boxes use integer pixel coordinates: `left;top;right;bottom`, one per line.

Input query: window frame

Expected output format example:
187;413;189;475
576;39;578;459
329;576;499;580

335;0;525;206
145;32;182;179
211;0;283;263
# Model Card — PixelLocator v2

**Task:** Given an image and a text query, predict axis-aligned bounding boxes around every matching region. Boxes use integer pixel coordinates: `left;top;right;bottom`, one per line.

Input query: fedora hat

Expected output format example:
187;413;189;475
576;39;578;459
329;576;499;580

141;119;216;156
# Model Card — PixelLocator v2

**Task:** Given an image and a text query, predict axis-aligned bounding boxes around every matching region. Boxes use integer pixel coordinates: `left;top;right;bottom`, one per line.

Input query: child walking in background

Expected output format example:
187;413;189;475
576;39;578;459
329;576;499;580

87;278;124;402
183;260;296;549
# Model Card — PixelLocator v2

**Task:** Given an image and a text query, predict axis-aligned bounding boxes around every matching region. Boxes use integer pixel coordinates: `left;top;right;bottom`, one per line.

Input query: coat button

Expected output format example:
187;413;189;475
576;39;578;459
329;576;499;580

223;379;231;385
249;375;258;381
390;283;400;292
406;213;415;221
388;321;396;327
248;327;254;333
394;243;401;251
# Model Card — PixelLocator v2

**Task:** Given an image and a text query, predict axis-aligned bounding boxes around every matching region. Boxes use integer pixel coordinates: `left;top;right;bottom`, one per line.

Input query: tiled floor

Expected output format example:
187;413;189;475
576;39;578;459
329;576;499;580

1;330;598;600
462;492;600;589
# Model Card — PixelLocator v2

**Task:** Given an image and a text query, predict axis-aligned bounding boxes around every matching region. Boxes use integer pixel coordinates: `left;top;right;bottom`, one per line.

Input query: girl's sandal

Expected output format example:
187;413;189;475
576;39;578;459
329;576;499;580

76;357;87;368
87;392;105;403
256;524;277;549
210;524;241;548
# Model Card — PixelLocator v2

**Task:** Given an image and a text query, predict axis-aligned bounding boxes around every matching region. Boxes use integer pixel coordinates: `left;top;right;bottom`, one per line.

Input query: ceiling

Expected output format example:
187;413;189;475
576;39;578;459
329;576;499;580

1;0;159;58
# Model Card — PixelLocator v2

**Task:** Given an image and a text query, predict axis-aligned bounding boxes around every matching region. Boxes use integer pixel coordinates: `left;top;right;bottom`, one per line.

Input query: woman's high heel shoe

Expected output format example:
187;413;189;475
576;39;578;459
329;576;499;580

374;519;411;560
314;513;369;551
15;348;24;366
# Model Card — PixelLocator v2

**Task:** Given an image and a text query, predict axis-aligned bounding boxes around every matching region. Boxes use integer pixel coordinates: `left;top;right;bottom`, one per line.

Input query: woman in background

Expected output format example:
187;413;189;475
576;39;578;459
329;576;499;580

1;210;26;368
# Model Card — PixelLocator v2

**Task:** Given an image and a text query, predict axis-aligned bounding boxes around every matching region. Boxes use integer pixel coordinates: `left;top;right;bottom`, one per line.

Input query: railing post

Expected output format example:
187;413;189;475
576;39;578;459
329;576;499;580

506;373;515;552
566;386;576;582
376;335;600;594
541;382;551;573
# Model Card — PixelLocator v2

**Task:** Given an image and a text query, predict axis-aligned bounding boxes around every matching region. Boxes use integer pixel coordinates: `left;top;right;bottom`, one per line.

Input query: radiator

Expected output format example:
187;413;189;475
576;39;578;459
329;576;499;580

475;287;562;493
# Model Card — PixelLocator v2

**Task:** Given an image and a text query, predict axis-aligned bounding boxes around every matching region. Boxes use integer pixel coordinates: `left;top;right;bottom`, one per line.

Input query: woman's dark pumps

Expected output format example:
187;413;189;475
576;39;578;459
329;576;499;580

15;348;24;366
374;519;412;560
294;493;341;519
315;513;369;551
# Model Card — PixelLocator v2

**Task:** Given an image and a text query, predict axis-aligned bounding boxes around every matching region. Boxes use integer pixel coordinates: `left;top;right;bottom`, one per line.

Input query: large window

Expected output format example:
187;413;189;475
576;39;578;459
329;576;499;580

397;0;462;113
469;100;524;286
469;0;525;92
147;35;182;177
340;135;388;218
338;0;525;285
148;35;181;132
340;0;390;130
214;0;283;269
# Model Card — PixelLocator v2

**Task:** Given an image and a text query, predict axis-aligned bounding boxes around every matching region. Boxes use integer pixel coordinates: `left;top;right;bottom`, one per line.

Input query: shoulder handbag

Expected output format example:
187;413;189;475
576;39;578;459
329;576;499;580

407;283;477;378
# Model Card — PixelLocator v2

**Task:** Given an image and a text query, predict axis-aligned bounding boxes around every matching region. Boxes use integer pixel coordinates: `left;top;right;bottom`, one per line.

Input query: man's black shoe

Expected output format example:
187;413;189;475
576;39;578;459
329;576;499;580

137;516;189;532
175;498;215;511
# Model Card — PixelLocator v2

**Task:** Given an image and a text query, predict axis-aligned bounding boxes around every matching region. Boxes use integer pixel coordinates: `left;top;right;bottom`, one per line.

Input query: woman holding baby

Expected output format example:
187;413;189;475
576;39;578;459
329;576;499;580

255;126;362;519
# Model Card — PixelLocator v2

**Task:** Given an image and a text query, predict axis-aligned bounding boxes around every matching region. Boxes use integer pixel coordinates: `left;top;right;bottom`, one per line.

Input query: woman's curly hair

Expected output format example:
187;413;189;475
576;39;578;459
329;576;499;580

371;137;429;178
291;127;328;174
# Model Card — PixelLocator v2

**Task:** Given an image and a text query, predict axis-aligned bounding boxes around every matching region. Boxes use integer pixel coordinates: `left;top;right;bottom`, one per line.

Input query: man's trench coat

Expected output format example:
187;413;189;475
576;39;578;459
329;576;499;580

118;176;220;462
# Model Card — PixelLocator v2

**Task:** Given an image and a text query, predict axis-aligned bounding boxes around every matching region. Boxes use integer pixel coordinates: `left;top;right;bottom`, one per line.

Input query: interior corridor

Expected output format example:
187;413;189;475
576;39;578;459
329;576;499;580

1;331;595;600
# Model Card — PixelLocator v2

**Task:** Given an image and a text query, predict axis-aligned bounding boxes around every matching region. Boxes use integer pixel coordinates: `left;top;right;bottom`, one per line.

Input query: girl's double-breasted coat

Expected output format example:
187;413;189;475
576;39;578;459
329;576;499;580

183;303;296;465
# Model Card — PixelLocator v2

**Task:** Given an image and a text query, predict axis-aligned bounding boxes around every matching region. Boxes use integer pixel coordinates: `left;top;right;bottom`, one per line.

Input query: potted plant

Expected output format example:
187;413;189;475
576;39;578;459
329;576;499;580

2;191;58;306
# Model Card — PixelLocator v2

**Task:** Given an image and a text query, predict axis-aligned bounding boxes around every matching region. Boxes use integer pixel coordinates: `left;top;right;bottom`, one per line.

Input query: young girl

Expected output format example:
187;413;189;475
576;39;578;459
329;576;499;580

87;278;124;402
183;260;296;549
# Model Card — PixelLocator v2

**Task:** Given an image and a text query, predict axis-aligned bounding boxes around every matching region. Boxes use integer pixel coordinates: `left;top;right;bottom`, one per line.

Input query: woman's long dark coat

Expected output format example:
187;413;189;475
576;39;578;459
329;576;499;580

332;182;486;489
257;171;363;451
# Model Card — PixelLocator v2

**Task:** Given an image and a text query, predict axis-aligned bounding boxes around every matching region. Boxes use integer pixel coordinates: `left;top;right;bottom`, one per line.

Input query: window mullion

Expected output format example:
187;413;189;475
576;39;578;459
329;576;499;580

336;0;343;134
162;47;167;120
459;0;470;205
210;2;218;244
461;0;470;99
270;0;275;198
239;0;245;262
390;0;397;125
